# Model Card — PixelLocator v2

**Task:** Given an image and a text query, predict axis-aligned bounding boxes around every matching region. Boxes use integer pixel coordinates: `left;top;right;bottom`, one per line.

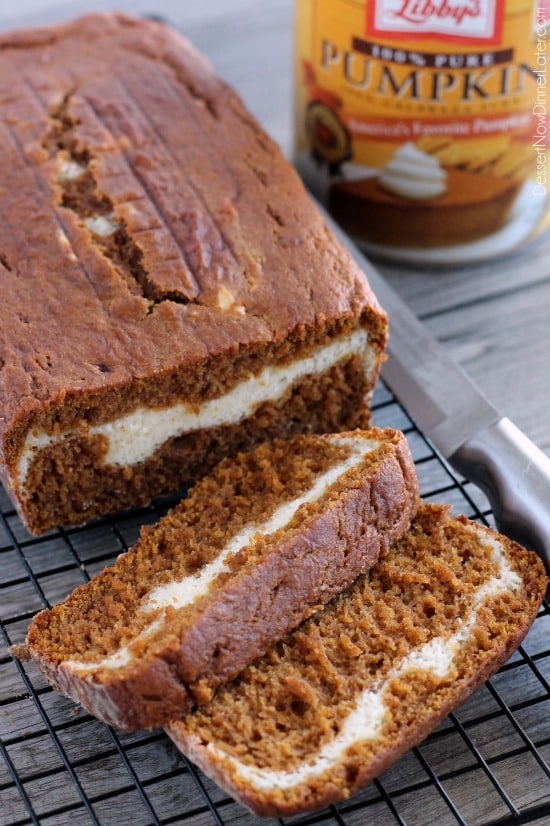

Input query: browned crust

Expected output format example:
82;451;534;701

166;507;548;817
25;428;419;730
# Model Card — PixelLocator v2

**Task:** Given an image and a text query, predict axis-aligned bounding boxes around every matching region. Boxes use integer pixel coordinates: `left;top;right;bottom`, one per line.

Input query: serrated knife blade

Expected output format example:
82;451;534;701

316;199;550;566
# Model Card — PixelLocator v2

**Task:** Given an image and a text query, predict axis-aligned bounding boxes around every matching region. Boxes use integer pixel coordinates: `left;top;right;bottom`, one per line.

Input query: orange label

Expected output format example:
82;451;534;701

294;0;548;259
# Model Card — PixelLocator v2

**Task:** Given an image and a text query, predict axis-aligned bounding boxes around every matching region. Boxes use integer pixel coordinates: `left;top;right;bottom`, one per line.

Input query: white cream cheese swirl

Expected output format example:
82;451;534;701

379;142;447;200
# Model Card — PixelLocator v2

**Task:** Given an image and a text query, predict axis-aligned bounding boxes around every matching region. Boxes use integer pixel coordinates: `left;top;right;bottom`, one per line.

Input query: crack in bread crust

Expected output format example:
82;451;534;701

44;91;199;306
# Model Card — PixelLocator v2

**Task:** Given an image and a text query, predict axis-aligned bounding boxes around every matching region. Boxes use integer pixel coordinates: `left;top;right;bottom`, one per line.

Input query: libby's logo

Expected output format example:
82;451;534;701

367;0;504;43
395;0;480;26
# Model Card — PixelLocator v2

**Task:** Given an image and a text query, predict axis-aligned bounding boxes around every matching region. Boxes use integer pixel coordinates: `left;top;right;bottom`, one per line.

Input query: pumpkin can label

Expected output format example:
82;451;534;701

294;0;548;263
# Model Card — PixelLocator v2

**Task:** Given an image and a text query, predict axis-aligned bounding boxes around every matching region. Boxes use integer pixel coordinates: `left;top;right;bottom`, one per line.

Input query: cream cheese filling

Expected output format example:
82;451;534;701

65;434;379;674
18;327;371;486
197;532;521;793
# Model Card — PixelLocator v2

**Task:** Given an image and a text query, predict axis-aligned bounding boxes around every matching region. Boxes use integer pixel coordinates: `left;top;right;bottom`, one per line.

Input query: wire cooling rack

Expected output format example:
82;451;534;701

1;380;549;826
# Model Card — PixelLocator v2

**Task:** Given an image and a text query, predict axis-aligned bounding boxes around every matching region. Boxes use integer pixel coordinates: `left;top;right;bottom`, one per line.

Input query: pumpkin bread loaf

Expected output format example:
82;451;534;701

0;13;387;534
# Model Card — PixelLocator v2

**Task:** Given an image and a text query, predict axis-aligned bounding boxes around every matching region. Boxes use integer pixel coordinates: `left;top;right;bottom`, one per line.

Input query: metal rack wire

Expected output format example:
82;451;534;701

1;380;549;826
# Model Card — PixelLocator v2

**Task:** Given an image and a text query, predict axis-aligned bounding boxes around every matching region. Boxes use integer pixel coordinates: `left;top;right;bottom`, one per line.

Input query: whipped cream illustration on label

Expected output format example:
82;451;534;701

378;142;447;199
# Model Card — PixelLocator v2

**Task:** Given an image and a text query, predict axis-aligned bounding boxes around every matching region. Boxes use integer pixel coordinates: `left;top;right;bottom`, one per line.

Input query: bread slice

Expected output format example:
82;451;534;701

166;504;547;817
24;428;418;730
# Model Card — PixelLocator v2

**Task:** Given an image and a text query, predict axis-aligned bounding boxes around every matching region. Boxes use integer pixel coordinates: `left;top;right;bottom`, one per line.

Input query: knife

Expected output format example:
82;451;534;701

317;202;550;567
